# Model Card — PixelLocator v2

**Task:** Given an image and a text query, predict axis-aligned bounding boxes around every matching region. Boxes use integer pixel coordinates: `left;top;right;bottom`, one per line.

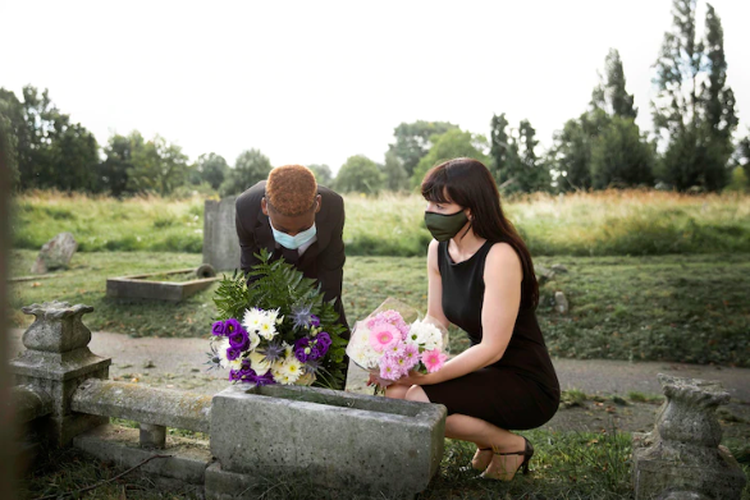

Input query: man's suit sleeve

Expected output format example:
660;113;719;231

236;197;261;274
318;196;348;331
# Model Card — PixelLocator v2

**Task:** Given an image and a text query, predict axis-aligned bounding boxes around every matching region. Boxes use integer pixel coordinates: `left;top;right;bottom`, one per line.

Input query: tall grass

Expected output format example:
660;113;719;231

11;190;205;253
10;189;750;256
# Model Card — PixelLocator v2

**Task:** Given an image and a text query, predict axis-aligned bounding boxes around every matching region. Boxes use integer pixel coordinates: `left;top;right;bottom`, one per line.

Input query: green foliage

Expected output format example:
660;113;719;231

1;86;101;193
334;154;384;194
553;50;652;192
213;249;348;389
488;116;549;193
591;48;637;119
726;167;749;193
590;116;655;188
382;149;409;192
388;120;458;177
306;163;333;186
220;149;272;197
652;0;737;191
411;128;490;188
193;152;229;190
126;135;190;196
0;97;19;188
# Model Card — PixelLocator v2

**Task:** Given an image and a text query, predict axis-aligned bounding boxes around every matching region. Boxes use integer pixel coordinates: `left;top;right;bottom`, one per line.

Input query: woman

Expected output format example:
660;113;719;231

386;158;559;481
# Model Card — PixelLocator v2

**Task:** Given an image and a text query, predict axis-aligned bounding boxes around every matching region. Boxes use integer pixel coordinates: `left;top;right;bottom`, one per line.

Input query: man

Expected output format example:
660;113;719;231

235;164;348;335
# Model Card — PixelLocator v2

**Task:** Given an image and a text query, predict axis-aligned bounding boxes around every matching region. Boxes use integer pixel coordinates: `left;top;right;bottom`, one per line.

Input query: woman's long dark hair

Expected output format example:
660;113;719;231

421;158;539;309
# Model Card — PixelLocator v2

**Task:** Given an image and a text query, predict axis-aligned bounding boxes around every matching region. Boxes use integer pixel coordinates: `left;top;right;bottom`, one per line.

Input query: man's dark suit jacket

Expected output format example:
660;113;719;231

235;181;348;334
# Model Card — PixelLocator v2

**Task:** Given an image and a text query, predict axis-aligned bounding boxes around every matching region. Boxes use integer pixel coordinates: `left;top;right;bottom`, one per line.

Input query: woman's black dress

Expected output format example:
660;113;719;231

421;240;560;430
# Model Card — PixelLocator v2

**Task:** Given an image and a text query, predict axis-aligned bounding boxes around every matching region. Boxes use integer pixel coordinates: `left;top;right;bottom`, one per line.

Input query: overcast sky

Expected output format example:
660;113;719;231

2;0;748;173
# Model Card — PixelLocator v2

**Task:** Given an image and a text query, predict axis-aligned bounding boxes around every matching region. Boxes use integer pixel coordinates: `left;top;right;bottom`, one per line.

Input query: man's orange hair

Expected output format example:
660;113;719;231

265;165;318;216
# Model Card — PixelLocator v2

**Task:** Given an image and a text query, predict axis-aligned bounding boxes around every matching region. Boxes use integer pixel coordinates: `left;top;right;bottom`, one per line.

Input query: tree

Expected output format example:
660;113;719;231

126;136;189;196
100;131;144;197
591;49;637;119
590;115;655;188
220;149;272;197
0;86;100;192
553;49;651;191
382;150;409;192
737;134;750;180
307;164;333;186
652;0;737;191
411;128;490;188
489;117;549;193
388;121;458;177
549;111;605;191
334;155;384;194
194;153;229;189
490;113;512;185
0;92;20;188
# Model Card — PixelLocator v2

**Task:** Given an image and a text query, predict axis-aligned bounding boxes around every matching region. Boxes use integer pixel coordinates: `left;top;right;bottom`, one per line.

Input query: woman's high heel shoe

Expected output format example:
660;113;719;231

480;437;534;481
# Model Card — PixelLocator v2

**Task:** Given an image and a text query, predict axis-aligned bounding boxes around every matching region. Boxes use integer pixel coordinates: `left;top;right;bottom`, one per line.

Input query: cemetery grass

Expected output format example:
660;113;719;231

17;427;750;499
8;250;750;368
12;189;750;257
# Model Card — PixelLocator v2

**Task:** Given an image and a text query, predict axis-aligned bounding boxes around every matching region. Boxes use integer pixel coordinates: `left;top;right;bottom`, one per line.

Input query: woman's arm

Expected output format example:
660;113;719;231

400;242;523;386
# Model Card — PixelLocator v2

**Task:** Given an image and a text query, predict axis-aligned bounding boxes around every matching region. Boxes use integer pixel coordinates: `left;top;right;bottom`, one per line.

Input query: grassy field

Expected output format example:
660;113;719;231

11;189;750;256
9;249;750;367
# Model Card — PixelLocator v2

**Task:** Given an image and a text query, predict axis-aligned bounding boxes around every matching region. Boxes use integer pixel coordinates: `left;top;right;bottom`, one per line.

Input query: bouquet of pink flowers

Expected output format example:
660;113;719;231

346;309;449;386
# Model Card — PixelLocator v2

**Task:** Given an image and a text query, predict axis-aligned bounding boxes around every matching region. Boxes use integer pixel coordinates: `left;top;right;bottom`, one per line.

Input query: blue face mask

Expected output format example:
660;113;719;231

270;221;317;250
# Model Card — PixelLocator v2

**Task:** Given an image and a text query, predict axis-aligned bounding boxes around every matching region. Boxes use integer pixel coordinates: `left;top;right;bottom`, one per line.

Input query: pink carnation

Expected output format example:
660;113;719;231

369;323;400;353
421;348;447;373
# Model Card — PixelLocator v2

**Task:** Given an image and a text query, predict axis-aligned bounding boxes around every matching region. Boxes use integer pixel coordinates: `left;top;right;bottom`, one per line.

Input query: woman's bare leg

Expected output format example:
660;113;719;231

405;385;528;480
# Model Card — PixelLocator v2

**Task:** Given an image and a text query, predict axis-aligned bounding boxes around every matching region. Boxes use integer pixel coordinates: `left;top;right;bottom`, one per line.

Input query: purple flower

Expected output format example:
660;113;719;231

212;320;227;336
294;338;312;363
229;368;242;381
308;342;322;360
316;332;332;354
310;314;320;327
228;328;249;350
227;346;242;361
225;318;241;336
254;370;275;386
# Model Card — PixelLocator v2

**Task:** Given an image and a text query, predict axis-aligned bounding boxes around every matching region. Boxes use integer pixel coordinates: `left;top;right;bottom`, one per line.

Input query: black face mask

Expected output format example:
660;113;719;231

424;210;469;242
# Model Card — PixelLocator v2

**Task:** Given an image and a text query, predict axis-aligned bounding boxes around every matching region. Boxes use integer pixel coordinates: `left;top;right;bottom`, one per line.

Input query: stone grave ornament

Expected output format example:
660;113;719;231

632;373;746;500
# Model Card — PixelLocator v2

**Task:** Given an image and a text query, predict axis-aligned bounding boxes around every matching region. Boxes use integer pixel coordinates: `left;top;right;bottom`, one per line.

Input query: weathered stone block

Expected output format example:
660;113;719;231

209;384;445;499
203;197;241;272
31;232;77;274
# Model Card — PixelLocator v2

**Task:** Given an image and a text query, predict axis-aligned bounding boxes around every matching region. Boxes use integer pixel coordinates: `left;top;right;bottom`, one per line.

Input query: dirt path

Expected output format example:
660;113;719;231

8;329;750;440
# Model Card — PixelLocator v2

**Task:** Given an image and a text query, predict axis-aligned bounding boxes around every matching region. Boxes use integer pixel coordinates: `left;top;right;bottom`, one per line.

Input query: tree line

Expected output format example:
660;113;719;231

1;0;748;197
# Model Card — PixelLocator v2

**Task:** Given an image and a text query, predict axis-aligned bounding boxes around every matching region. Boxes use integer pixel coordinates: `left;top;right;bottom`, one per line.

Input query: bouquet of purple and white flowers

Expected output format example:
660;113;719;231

208;249;348;389
210;306;332;386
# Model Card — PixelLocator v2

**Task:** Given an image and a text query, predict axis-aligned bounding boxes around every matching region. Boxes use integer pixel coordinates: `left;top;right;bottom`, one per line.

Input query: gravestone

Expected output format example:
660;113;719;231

31;232;78;274
203;197;241;272
632;373;746;500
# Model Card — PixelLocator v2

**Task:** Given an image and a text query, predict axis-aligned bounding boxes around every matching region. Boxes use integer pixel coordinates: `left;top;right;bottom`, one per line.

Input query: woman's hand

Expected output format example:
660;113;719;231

393;370;429;387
